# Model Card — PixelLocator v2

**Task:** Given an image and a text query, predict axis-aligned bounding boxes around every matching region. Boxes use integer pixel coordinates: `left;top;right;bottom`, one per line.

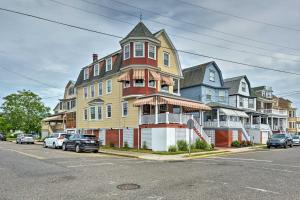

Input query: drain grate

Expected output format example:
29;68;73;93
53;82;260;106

117;183;141;190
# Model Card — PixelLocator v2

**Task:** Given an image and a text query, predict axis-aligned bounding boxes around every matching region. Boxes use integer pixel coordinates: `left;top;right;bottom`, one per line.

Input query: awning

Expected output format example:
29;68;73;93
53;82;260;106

133;97;155;106
220;108;249;118
160;97;211;111
117;72;130;82
161;76;174;86
133;69;145;80
42;115;63;122
149;71;160;81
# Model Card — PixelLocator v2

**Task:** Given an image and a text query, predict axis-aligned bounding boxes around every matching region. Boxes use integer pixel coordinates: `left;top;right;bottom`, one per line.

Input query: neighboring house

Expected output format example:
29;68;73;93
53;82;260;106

180;62;251;147
74;22;211;151
224;76;272;144
278;97;300;134
252;86;288;133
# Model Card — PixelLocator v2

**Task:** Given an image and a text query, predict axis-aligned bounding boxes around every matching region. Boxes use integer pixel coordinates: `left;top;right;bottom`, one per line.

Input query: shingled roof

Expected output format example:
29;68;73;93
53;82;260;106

120;22;158;43
224;75;250;95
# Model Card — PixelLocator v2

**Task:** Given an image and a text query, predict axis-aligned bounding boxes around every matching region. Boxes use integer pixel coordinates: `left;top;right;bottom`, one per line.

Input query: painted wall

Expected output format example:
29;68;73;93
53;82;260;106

238;77;250;96
202;63;222;87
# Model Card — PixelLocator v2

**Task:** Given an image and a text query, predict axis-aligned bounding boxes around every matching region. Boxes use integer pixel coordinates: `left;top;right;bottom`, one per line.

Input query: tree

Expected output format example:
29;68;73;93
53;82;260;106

1;90;50;134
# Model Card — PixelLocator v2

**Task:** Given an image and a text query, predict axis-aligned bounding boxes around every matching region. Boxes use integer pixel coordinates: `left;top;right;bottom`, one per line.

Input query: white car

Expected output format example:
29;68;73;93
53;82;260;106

43;133;66;149
292;135;300;145
16;134;34;144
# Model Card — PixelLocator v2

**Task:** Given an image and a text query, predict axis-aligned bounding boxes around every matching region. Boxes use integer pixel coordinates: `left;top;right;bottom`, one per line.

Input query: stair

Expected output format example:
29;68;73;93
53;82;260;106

241;125;251;141
192;118;211;144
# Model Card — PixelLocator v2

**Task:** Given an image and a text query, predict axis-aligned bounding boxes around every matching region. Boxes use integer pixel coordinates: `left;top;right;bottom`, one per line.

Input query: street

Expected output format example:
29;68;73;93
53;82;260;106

0;141;300;200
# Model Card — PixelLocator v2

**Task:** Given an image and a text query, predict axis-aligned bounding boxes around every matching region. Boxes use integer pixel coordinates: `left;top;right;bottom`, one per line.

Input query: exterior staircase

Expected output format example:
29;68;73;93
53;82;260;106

192;118;211;144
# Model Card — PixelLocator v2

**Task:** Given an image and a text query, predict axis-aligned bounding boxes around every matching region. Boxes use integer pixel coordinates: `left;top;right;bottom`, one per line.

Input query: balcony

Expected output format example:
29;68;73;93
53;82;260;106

244;123;271;130
141;113;192;125
258;109;288;116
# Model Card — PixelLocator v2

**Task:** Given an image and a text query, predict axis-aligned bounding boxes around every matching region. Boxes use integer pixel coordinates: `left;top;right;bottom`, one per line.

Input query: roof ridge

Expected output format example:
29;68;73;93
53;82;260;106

183;61;214;72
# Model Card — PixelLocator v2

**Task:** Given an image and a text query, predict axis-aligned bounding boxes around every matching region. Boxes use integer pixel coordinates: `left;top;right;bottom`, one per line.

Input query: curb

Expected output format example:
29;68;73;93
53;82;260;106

98;150;140;159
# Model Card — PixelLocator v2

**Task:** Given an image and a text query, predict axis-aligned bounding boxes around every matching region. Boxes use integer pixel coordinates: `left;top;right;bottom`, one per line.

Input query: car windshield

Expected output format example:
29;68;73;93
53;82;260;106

81;135;96;139
292;135;299;139
272;134;285;139
25;134;33;137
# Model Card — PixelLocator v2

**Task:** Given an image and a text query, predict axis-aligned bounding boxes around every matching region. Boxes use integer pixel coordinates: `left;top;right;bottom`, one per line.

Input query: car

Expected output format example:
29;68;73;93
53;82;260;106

292;135;300;146
267;133;293;149
0;133;6;141
43;133;67;149
16;134;34;144
62;134;99;153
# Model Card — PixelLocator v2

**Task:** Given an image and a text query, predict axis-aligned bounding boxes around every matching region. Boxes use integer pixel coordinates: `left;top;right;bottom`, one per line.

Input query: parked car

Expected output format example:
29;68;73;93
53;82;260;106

0;133;6;141
62;134;99;153
16;134;34;144
292;135;300;146
267;133;293;149
43;133;67;149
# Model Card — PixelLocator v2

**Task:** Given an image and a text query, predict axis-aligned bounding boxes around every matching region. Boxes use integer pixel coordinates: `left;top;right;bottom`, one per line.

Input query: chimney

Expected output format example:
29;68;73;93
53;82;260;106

93;54;98;62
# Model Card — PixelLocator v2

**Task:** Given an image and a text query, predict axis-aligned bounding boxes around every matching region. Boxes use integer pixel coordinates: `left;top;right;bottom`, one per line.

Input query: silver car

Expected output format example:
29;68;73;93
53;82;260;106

292;135;300;146
16;134;34;144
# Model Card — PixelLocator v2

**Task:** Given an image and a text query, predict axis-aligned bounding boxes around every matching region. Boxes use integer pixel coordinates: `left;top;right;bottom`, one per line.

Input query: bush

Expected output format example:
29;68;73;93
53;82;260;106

142;141;148;149
231;140;241;148
211;143;215;149
246;141;253;146
177;140;188;151
109;142;115;148
241;140;247;147
195;138;211;150
124;141;129;149
190;143;196;150
168;145;177;152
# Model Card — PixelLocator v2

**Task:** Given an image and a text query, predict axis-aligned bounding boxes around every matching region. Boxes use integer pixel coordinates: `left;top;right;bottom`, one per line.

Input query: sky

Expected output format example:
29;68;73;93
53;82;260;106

0;0;300;113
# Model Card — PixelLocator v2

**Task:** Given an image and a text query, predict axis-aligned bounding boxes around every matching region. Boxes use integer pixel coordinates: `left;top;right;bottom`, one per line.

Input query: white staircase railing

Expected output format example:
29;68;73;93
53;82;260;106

192;117;211;144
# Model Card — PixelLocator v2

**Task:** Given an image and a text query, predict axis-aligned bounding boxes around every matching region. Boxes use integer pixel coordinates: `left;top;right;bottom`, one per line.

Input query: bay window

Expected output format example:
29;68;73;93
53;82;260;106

148;44;156;59
134;79;144;87
134;42;144;57
123;44;130;60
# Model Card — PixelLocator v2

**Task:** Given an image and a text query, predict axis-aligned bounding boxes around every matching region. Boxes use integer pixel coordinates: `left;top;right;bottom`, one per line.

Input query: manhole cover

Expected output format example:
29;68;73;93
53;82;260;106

117;183;140;190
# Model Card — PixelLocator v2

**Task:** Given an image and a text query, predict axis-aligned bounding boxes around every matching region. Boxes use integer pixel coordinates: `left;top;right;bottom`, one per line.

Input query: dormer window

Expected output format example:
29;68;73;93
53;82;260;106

94;63;99;76
148;44;156;60
84;68;89;80
134;42;144;57
241;82;246;92
123;44;130;60
106;57;112;71
163;52;170;67
209;70;215;82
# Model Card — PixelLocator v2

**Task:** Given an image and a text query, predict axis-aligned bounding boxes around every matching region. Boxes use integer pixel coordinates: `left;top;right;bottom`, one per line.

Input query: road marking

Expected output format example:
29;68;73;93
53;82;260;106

212;157;272;163
253;166;294;173
244;186;280;194
4;149;44;160
67;162;113;168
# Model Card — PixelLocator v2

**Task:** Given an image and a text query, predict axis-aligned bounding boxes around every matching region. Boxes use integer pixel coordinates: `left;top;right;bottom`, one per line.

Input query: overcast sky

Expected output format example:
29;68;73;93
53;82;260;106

0;0;300;112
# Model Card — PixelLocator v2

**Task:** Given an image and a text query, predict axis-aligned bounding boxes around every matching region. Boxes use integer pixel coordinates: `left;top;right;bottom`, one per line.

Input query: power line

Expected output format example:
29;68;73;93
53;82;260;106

79;0;300;57
48;0;300;63
178;0;300;33
110;0;300;52
1;7;300;77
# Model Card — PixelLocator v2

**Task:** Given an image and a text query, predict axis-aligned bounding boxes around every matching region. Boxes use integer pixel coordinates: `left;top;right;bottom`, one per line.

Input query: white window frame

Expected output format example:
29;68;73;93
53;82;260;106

98;82;103;96
97;106;102;120
90;106;96;120
206;89;212;101
219;90;225;101
122;101;128;117
148;44;156;60
209;70;215;82
134;42;145;57
90;84;95;97
84;68;89;80
123;81;130;88
148;80;156;88
93;63;99;76
83;108;88;120
173;78;180;95
105;57;112;71
83;87;88;98
123;43;130;60
161;83;169;93
241;82;246;92
106;79;112;94
134;79;145;87
163;52;170;67
106;104;112;119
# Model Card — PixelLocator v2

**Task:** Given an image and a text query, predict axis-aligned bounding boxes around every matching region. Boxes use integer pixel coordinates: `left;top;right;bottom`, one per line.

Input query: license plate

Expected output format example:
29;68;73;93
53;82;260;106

91;141;95;143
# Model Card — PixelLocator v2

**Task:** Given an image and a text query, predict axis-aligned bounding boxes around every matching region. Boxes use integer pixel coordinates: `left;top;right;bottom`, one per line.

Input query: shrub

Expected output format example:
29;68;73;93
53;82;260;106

190;143;196;150
168;145;177;152
124;141;129;149
231;140;241;148
195;138;211;150
241;140;247;147
246;141;253;146
109;142;115;148
142;141;148;149
211;143;215;149
177;140;188;151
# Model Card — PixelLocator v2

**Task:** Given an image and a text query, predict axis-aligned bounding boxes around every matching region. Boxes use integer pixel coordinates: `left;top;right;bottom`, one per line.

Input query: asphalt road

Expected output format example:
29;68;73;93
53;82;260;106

1;141;300;200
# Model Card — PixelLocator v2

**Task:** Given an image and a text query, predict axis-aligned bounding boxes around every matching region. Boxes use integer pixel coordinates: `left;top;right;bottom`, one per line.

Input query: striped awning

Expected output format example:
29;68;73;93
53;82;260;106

149;71;160;81
133;69;145;80
133;97;155;106
117;72;130;82
161;76;174;86
160;97;211;111
42;115;63;122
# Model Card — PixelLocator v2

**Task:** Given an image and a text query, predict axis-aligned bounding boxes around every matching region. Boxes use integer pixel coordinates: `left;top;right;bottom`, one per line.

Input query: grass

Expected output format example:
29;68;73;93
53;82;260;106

6;138;16;142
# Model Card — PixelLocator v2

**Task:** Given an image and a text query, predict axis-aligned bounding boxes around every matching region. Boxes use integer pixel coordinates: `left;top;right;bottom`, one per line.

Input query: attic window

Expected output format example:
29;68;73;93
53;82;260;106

134;42;144;57
163;52;170;67
84;68;89;80
106;57;112;71
123;44;130;60
241;82;246;92
94;63;99;76
209;70;215;82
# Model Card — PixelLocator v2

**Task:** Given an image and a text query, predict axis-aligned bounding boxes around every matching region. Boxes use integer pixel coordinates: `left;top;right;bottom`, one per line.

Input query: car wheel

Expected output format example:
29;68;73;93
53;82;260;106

75;145;81;153
43;142;47;148
20;141;23;144
267;145;271;149
93;150;98;153
284;143;287;149
290;143;293;148
53;142;56;149
62;143;67;151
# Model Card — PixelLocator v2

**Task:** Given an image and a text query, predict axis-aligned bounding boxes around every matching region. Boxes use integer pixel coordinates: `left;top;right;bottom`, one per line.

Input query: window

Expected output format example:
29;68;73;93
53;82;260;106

90;107;96;120
161;84;169;92
134;79;144;87
98;82;103;96
134;42;144;57
209;70;215;82
123;44;130;60
67;101;70;110
105;57;112;71
239;96;244;107
84;68;89;80
93;63;99;76
148;44;156;59
84;109;88;120
173;79;179;94
249;99;254;108
163;52;170;66
97;106;102;120
106;79;112;94
68;87;75;95
122;101;128;117
90;84;95;97
59;102;63;110
219;90;225;101
262;91;266;97
83;87;88;98
124;81;130;88
241;82;246;92
148;80;156;88
106;104;112;118
71;100;76;108
206;90;212;101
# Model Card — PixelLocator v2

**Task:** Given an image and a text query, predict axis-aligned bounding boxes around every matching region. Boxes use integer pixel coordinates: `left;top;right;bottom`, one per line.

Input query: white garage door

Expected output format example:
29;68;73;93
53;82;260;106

261;131;269;144
141;128;152;149
123;128;134;148
99;129;106;145
232;130;239;141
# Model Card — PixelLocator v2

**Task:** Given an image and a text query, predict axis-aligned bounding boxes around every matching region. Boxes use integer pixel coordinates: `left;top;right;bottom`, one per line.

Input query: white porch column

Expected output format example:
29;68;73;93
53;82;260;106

166;112;169;124
271;117;274;130
199;111;202;126
138;106;142;125
217;109;220;127
155;96;158;124
250;115;253;126
266;117;269;124
259;116;262;125
179;106;182;124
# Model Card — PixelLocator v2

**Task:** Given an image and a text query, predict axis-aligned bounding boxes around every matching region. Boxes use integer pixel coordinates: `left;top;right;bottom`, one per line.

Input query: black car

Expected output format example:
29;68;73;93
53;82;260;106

62;134;99;153
0;133;6;141
267;133;293;149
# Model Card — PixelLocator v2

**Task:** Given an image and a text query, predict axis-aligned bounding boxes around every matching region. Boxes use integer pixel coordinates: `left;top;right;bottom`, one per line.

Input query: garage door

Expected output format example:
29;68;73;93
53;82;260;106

141;128;152;149
123;128;134;148
261;131;269;144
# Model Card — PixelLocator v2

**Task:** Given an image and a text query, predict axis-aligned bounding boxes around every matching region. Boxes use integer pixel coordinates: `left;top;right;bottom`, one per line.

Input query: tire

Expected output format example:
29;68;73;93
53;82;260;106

267;145;271;149
62;143;67;151
53;142;57;149
284;143;287;149
75;145;81;153
93;150;98;153
43;142;47;148
290;143;293;148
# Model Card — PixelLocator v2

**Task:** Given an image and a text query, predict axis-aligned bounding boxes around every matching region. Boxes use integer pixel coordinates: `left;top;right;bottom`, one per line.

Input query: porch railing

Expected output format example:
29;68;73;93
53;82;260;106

140;113;193;125
258;109;288;116
203;121;243;128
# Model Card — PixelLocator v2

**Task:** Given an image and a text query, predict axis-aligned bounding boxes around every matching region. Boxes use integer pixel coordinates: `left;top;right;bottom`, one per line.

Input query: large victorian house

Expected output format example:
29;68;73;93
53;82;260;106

75;22;210;151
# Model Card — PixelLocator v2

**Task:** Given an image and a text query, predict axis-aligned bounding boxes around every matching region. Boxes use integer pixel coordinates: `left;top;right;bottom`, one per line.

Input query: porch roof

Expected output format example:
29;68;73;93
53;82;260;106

220;108;249;118
42;114;64;122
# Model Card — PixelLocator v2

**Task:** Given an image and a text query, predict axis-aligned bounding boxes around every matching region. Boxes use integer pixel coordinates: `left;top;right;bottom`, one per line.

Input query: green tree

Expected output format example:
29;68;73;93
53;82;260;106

1;90;50;134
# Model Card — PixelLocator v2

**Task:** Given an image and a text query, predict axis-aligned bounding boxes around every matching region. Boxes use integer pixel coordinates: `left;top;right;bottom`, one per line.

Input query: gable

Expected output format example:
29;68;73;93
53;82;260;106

238;77;250;96
202;63;223;87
